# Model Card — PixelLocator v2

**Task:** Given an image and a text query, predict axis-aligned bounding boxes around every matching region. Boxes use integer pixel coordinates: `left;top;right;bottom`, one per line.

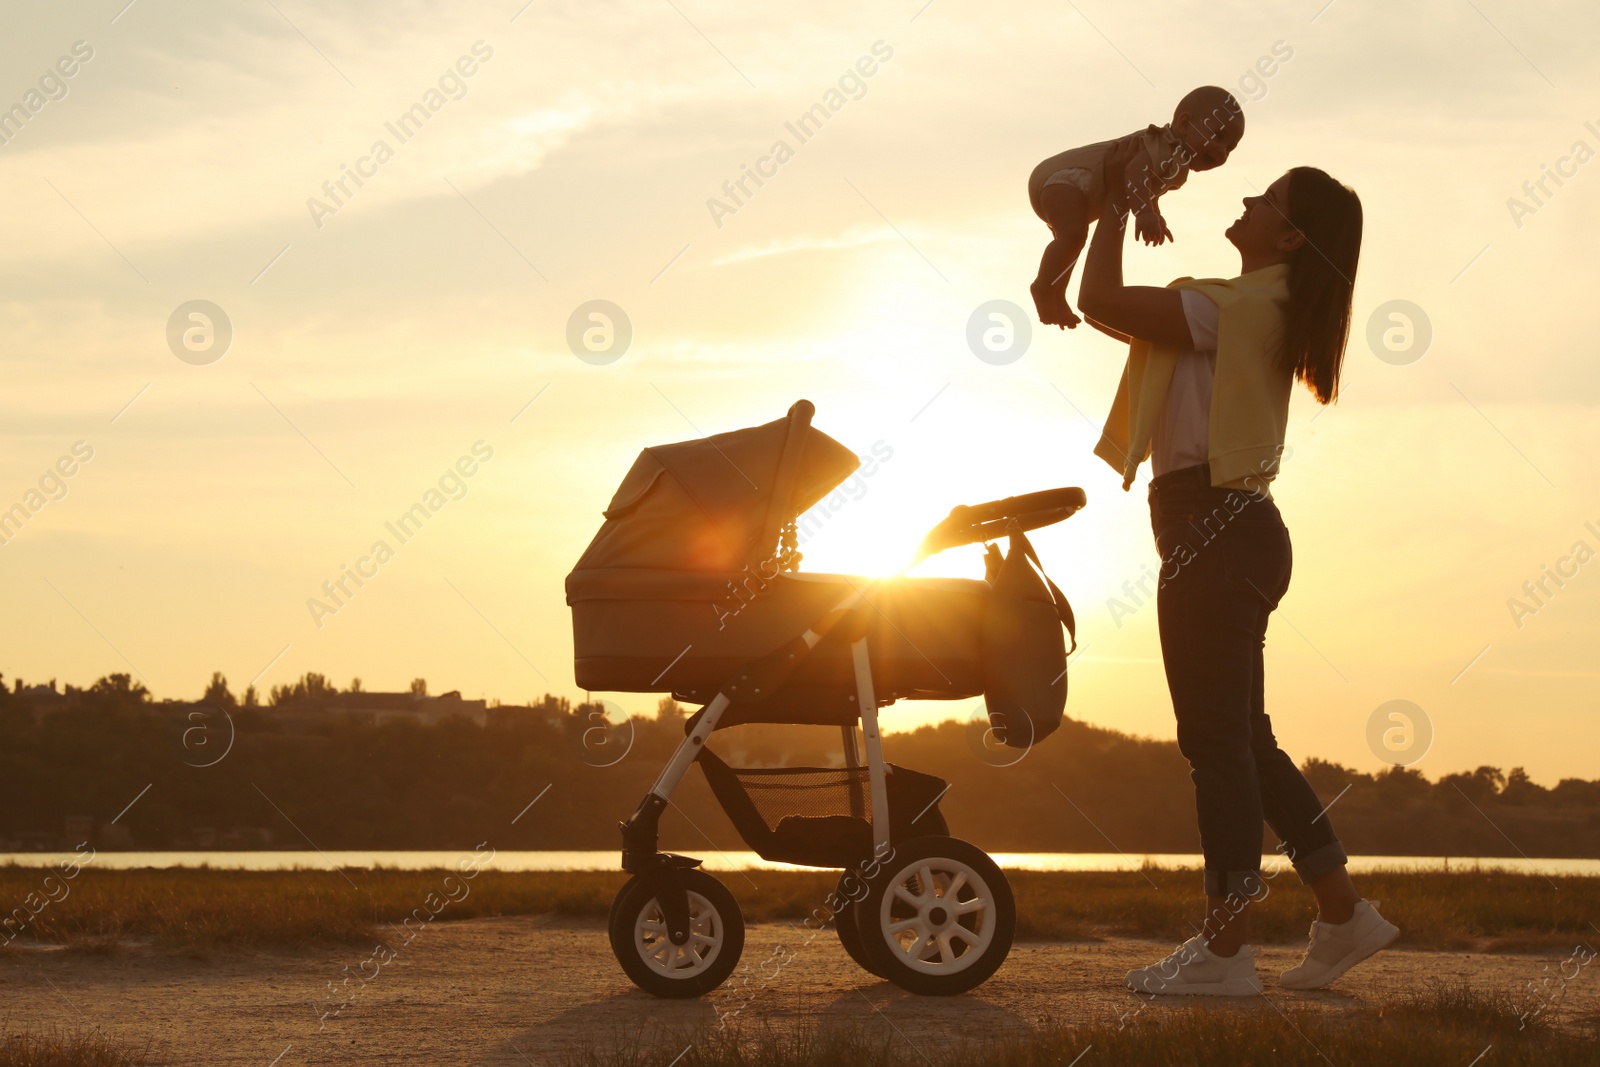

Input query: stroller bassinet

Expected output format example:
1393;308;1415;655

567;405;992;719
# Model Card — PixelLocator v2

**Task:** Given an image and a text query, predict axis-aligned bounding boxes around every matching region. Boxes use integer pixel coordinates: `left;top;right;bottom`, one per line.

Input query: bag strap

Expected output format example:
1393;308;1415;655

1010;527;1077;653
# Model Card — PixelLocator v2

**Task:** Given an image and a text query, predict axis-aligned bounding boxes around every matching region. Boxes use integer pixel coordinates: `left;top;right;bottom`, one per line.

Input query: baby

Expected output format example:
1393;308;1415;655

1028;86;1245;328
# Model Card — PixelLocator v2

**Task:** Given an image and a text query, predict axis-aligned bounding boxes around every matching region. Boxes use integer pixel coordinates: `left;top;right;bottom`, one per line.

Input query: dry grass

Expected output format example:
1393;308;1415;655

0;865;631;949
2;986;1592;1066
1;864;1595;953
1007;866;1600;948
6;991;1587;1067
561;985;1598;1066
0;1029;155;1067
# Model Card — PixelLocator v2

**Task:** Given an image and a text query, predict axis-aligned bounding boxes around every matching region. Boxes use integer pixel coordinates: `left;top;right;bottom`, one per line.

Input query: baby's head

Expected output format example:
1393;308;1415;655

1173;85;1245;171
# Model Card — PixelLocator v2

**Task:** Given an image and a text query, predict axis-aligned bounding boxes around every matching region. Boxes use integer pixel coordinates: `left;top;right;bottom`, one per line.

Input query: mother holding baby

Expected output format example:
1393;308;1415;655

1069;92;1399;995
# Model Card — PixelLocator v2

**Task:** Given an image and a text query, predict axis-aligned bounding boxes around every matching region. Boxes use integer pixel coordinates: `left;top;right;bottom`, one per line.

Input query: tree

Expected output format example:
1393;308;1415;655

270;672;339;705
242;684;260;707
202;671;238;708
349;677;363;693
1500;767;1547;805
1552;778;1600;807
89;673;149;702
410;678;428;696
655;697;686;721
1300;758;1371;795
1372;764;1430;803
1437;765;1506;805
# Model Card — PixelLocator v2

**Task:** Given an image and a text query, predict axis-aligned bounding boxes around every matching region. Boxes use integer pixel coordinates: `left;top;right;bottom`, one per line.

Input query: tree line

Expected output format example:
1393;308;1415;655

1;671;1596;857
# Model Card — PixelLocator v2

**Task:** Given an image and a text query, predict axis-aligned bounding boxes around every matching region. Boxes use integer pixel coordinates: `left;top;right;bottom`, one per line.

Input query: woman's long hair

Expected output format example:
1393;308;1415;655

1281;167;1363;404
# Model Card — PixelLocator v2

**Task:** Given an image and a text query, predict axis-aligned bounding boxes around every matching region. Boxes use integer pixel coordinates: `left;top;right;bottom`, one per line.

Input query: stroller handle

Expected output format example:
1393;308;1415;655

917;487;1086;557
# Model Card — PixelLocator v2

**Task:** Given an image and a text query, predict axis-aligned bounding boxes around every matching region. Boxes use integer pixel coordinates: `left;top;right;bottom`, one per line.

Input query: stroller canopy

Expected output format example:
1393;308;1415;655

572;400;859;574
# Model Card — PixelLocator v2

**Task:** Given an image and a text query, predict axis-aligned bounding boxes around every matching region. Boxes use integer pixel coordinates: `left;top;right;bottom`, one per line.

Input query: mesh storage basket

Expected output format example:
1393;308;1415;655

698;748;949;867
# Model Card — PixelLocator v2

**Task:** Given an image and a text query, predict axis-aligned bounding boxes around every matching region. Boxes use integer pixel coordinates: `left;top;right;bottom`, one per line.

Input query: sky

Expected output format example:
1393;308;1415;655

1;0;1596;785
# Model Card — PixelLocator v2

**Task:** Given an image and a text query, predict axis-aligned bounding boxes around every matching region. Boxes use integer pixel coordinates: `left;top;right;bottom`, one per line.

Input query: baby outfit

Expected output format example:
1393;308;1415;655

1029;123;1190;223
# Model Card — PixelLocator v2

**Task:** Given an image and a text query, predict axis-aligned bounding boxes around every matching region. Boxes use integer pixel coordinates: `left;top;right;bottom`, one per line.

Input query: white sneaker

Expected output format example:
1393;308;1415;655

1279;899;1400;990
1124;935;1263;997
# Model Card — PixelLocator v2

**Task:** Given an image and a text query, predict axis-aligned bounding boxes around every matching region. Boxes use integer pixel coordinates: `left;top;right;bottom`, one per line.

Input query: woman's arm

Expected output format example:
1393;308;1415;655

1075;143;1196;350
1082;314;1131;343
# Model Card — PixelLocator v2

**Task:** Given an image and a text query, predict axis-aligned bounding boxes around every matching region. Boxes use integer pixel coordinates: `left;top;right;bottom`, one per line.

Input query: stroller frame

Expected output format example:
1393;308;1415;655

618;581;892;919
625;620;892;863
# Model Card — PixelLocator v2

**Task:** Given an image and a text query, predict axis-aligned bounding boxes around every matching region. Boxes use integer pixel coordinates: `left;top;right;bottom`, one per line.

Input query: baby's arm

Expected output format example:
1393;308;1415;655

1123;152;1176;246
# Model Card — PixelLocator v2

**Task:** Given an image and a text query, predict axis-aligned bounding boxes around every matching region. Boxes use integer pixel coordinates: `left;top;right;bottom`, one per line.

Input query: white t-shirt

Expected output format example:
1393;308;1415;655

1151;290;1220;476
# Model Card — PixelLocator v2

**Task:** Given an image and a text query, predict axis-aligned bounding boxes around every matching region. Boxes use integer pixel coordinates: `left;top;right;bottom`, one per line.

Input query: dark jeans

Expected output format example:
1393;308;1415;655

1148;463;1348;900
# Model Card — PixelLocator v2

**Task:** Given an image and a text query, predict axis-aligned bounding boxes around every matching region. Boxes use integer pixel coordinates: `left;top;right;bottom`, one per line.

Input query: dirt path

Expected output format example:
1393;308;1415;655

5;917;1594;1065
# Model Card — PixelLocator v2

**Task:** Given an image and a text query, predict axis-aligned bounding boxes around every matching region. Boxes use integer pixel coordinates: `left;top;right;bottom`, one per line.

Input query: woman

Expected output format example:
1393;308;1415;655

1076;149;1399;995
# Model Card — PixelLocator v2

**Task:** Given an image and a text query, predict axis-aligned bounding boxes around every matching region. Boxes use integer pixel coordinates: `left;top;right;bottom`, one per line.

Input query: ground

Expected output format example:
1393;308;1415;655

5;916;1595;1065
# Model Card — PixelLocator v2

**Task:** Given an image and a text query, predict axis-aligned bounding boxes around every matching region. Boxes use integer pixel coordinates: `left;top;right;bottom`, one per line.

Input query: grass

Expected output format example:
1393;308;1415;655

559;986;1598;1066
0;864;1595;953
1005;867;1600;949
1;987;1593;1067
3;988;1592;1067
0;1029;155;1067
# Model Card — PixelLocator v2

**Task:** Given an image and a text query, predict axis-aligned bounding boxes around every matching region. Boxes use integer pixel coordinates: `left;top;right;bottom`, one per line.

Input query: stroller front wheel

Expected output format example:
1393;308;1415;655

609;869;745;998
856;836;1015;996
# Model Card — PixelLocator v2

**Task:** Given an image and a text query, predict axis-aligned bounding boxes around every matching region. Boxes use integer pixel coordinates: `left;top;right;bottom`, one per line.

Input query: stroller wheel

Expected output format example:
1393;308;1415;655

609;869;744;998
606;876;640;957
831;871;885;978
856;836;1015;996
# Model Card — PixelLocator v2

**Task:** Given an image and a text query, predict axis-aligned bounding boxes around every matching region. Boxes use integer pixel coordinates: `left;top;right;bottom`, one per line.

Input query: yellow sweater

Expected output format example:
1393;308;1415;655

1093;262;1293;496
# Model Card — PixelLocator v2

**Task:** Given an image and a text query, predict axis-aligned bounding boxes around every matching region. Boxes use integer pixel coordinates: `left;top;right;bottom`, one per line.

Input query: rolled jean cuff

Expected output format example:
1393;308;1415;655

1204;868;1267;900
1288;840;1348;885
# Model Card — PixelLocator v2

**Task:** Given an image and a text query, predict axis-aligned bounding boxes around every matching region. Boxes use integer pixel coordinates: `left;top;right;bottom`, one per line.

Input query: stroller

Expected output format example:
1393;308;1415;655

566;401;1083;999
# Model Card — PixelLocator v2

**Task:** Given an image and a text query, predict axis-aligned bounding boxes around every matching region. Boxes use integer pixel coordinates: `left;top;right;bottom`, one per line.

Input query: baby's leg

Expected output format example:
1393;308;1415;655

1031;183;1090;329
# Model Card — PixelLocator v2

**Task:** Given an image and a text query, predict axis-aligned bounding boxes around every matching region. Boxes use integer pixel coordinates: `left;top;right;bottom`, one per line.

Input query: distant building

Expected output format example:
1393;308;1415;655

15;682;77;721
485;702;568;730
272;690;489;728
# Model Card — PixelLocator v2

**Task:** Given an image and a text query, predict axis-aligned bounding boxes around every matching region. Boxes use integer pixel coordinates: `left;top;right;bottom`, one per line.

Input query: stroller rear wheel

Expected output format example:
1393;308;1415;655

856;836;1015;996
609;869;744;998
